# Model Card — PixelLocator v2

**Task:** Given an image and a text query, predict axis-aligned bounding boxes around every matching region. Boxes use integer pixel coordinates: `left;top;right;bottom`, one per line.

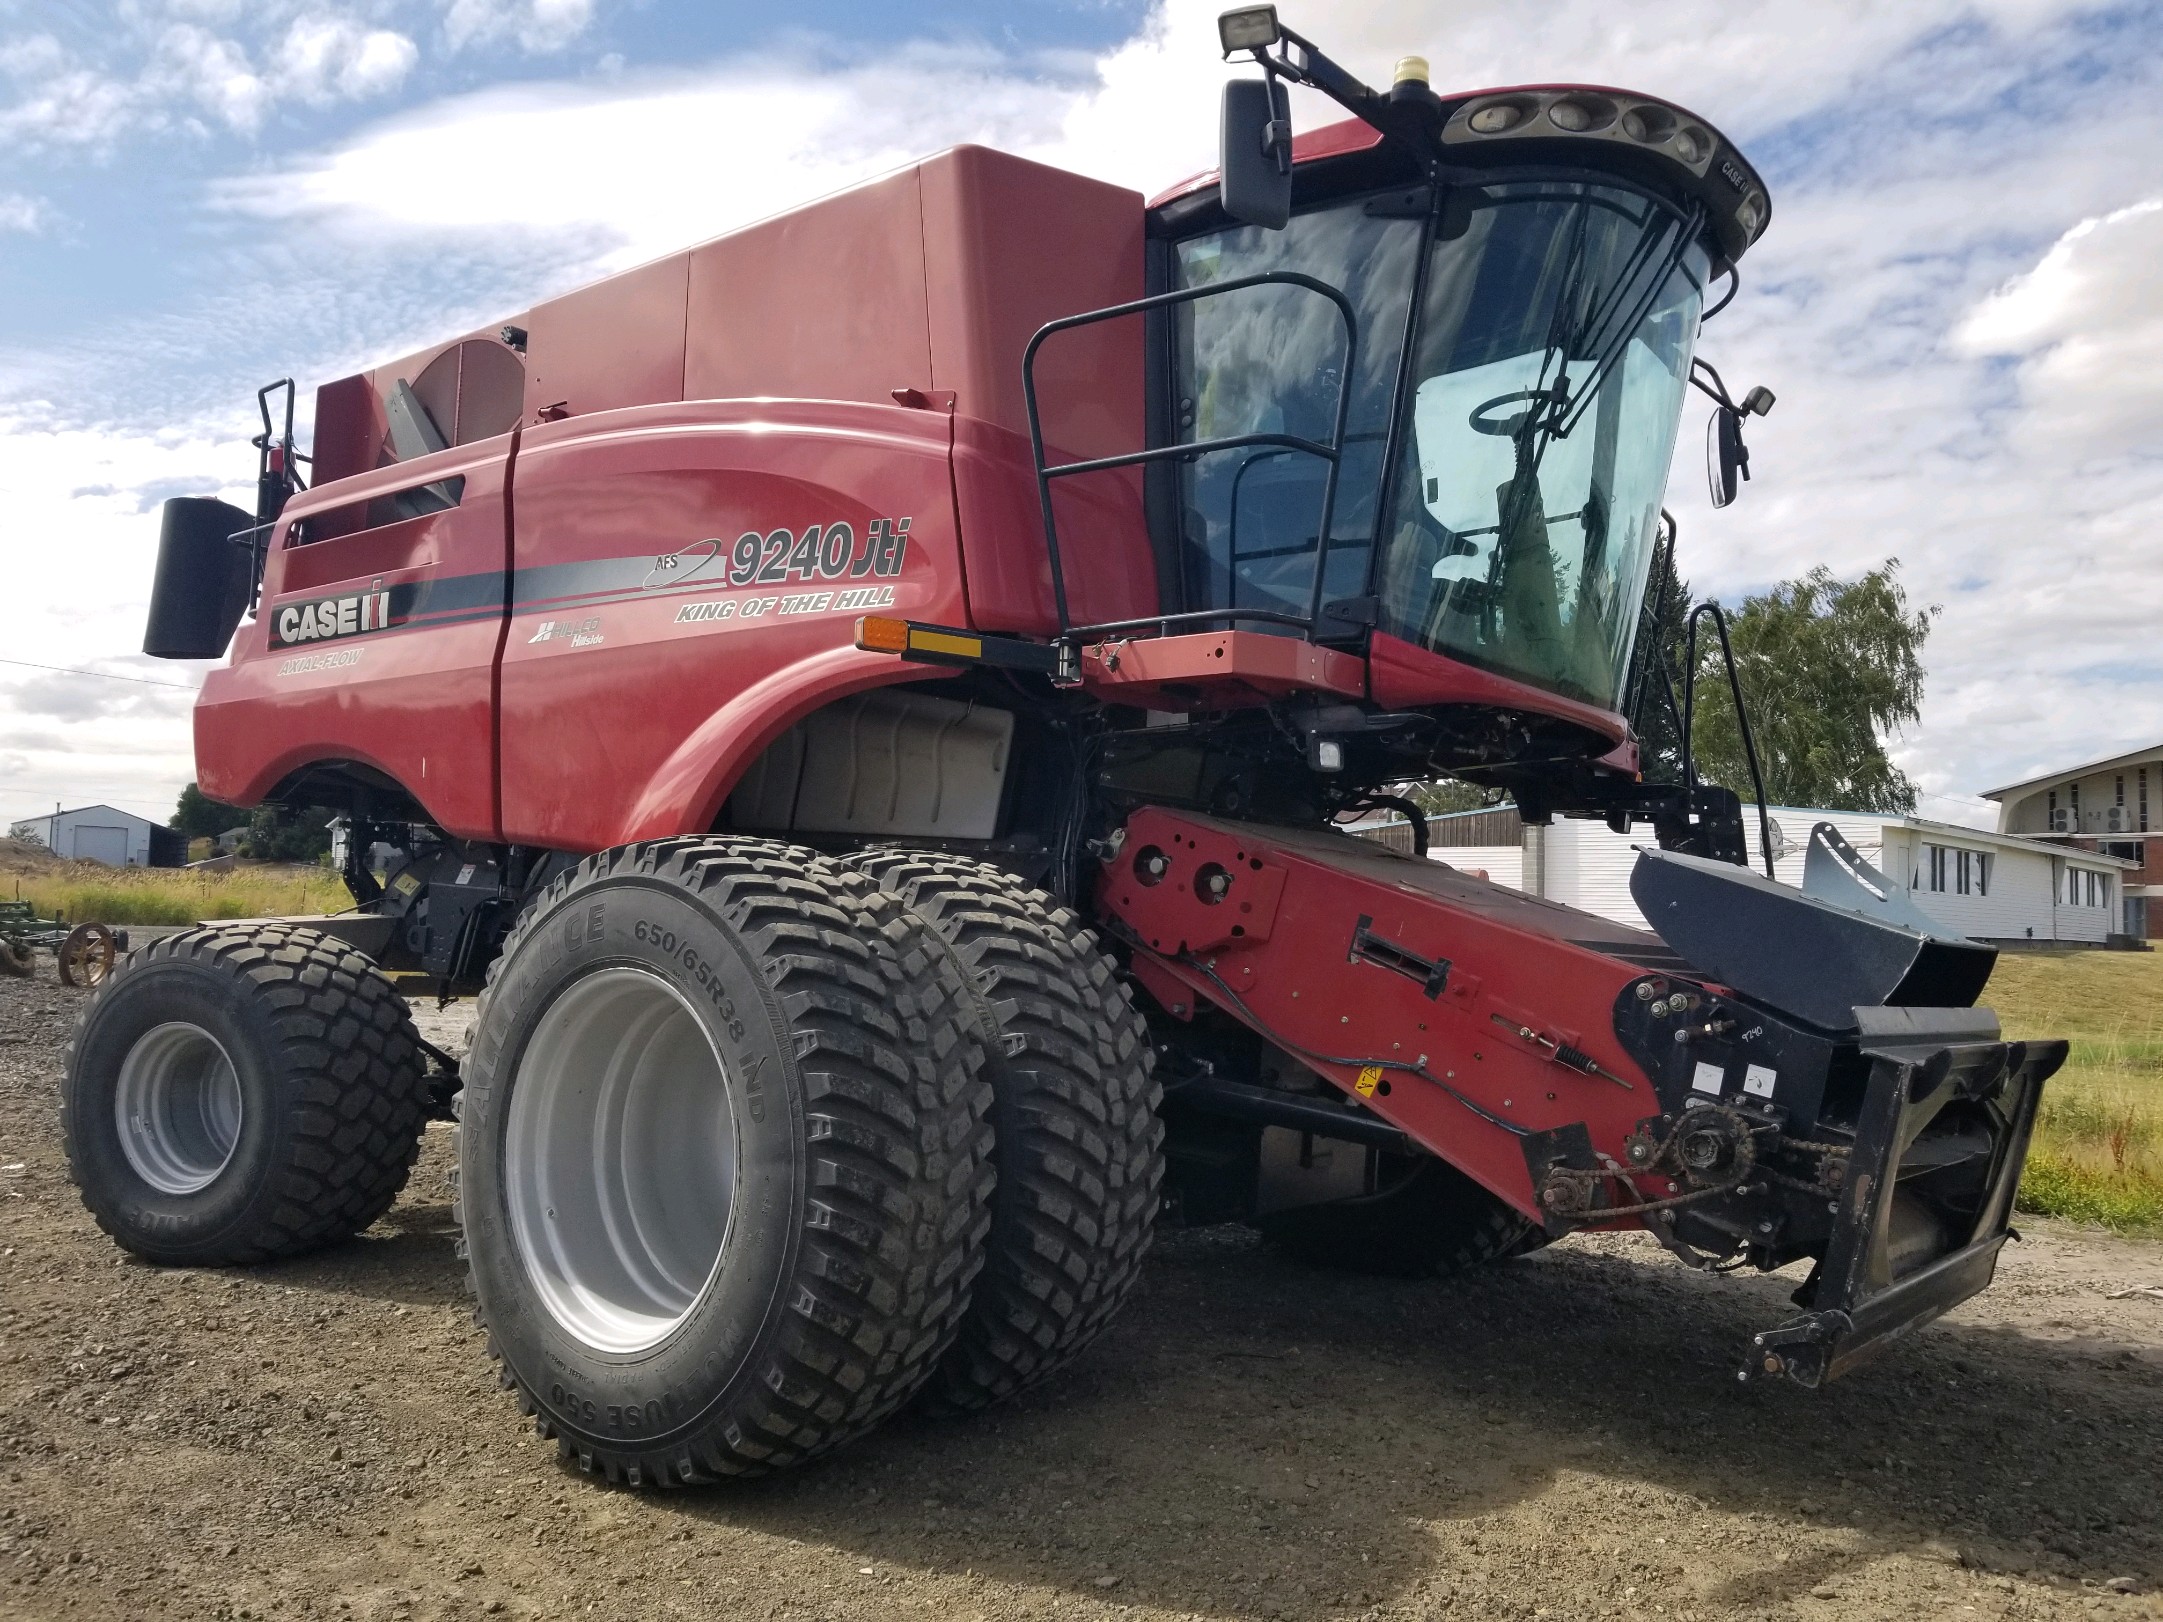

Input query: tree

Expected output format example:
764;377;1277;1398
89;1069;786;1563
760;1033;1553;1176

242;804;335;864
1688;560;1933;813
1625;537;1695;783
171;782;244;841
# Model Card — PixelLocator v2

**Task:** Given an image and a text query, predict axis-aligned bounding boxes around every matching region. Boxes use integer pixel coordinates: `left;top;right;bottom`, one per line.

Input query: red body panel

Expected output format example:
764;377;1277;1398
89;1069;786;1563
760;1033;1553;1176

497;400;966;850
1076;630;1365;708
1099;807;1671;1219
210;146;1161;838
1367;630;1633;751
197;437;514;837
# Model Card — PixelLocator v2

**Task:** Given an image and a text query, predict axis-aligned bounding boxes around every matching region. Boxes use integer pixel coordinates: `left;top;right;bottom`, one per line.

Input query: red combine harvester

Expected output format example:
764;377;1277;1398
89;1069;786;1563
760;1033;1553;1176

74;9;2062;1483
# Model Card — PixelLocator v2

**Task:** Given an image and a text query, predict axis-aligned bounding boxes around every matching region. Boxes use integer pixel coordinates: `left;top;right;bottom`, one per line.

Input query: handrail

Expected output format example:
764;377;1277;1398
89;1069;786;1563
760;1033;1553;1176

1682;600;1775;879
1020;270;1359;640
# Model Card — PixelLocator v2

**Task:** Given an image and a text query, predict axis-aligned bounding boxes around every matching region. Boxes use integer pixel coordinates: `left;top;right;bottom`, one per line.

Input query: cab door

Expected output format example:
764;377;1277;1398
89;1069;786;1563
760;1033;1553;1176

216;437;513;840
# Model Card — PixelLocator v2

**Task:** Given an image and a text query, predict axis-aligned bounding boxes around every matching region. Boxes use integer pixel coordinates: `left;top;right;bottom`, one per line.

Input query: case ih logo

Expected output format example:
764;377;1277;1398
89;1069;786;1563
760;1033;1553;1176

275;589;393;647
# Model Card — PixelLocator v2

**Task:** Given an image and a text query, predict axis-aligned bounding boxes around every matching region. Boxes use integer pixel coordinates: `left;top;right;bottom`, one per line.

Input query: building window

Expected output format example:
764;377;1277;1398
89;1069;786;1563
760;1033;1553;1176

2142;767;2150;833
1927;844;1947;892
1956;849;1971;895
2117;775;2127;806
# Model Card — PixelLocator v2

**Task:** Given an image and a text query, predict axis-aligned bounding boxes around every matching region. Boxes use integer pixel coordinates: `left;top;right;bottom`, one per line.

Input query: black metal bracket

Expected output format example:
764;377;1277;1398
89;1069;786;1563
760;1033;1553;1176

1347;913;1450;999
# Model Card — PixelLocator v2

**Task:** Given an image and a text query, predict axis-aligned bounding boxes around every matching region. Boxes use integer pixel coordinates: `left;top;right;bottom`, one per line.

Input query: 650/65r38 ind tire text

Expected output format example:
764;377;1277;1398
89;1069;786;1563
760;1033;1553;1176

60;923;429;1265
457;838;995;1485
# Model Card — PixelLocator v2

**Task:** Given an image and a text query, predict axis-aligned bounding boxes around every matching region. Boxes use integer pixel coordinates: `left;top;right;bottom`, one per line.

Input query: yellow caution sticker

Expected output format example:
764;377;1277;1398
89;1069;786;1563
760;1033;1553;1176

1354;1065;1384;1097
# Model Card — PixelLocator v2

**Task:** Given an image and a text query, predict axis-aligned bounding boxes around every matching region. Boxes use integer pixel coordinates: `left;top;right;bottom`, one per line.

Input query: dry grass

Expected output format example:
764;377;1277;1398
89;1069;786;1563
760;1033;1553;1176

1987;950;2163;1233
3;862;349;927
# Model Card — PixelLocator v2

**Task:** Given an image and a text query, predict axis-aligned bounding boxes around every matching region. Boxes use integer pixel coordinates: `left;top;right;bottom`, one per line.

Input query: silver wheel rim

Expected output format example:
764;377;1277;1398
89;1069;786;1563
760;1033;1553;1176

115;1022;243;1195
505;967;738;1354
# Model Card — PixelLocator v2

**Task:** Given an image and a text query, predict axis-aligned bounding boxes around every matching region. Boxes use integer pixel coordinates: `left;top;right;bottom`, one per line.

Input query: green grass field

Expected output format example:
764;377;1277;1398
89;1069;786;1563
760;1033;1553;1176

5;863;349;927
1988;950;2163;1233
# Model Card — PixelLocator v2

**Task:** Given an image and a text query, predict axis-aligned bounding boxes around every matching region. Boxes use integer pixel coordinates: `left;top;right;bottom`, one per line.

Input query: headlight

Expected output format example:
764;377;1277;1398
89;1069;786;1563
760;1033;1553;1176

1468;100;1526;134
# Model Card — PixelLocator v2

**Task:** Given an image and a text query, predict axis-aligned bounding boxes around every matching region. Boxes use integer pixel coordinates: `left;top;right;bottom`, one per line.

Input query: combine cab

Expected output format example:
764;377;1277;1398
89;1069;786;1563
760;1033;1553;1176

71;8;2060;1482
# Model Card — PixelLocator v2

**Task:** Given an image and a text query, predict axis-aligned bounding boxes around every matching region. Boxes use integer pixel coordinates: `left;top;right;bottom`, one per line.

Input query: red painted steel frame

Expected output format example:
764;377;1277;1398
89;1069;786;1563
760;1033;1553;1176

1097;806;1682;1223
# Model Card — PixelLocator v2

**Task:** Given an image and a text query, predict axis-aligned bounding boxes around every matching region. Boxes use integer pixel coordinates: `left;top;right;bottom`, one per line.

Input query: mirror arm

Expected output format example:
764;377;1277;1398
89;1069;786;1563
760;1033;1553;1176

1689;357;1736;412
1235;23;1444;166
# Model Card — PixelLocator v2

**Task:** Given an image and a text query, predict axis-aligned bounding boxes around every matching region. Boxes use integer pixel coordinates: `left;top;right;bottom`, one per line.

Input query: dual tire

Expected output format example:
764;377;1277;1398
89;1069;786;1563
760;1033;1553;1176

59;842;1162;1484
456;840;1160;1482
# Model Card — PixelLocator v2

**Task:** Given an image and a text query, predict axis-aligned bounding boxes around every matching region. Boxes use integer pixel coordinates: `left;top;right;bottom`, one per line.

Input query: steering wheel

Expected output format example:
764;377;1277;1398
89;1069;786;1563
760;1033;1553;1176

1468;389;1550;438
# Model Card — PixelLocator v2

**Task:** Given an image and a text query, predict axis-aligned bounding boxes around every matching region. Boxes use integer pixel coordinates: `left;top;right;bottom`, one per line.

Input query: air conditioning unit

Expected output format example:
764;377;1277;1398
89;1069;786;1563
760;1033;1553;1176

2105;805;2135;835
2049;807;2078;833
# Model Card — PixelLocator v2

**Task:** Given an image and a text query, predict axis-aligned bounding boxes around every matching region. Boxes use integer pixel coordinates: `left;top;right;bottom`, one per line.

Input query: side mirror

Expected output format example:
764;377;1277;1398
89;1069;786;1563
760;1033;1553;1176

144;497;255;659
1706;408;1748;508
1220;75;1292;230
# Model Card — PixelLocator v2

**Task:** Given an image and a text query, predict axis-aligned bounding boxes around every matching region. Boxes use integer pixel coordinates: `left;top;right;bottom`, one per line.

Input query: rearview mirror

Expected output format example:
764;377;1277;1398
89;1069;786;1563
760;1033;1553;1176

1707;407;1750;508
1220;76;1292;230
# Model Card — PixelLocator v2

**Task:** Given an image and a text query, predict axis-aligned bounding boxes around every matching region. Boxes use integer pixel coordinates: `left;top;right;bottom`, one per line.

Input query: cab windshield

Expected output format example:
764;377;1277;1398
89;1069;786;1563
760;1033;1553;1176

1168;177;1706;713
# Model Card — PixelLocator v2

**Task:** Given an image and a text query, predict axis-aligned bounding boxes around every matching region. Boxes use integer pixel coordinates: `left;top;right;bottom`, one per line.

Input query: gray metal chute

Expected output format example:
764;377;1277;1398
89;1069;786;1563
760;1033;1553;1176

1629;822;1997;1031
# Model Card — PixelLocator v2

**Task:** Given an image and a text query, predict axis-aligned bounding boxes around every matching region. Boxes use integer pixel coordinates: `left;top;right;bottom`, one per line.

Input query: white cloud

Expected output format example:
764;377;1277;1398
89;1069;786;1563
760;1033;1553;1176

159;23;274;131
0;409;242;829
275;15;422;105
0;192;51;233
1953;199;2163;465
441;0;596;55
216;40;1084;268
0;10;418;147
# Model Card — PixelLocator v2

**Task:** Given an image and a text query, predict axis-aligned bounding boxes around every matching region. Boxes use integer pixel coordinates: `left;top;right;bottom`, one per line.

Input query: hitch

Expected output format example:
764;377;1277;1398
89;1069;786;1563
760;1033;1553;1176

1738;1008;2062;1387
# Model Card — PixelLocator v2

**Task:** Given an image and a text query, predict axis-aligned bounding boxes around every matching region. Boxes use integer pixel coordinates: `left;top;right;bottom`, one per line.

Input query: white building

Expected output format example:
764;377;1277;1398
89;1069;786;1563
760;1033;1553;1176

1416;804;2134;946
1982;742;2159;941
7;803;159;868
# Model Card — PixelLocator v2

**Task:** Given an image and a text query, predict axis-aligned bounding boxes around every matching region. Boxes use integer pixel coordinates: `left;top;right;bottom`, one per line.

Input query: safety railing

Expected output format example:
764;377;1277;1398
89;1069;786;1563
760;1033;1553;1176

1020;270;1358;641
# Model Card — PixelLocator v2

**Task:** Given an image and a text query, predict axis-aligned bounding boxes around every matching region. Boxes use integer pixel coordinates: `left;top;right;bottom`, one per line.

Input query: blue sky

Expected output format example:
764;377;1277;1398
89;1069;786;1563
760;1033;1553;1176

3;0;2161;832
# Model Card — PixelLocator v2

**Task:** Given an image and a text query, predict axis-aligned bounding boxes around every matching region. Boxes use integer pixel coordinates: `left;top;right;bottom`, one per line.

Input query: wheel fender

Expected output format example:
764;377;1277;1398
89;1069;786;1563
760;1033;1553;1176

619;645;959;841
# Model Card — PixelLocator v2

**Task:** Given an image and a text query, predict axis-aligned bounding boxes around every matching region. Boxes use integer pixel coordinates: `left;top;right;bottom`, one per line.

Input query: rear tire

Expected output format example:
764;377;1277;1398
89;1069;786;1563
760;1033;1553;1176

1258;1154;1543;1277
0;940;31;978
844;851;1164;1411
60;923;429;1264
458;838;995;1483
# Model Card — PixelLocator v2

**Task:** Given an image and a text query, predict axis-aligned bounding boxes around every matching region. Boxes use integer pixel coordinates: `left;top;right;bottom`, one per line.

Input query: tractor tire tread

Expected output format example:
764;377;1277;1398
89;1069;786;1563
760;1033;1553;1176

843;850;1163;1412
466;837;994;1484
60;922;428;1264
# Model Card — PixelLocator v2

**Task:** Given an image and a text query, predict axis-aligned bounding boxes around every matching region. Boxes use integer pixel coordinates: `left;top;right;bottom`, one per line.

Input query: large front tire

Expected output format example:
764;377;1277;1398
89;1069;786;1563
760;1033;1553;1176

844;852;1164;1411
60;924;428;1264
458;838;995;1484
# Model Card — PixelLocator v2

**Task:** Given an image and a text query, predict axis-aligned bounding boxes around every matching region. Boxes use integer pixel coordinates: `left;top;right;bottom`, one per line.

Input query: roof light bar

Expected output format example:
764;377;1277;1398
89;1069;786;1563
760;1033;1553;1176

1443;88;1771;256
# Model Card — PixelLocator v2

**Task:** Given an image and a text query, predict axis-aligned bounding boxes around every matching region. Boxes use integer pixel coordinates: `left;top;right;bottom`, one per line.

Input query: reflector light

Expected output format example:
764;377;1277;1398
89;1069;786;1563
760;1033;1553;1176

856;616;910;654
1467;101;1524;134
1547;99;1593;132
1672;127;1709;164
909;628;983;659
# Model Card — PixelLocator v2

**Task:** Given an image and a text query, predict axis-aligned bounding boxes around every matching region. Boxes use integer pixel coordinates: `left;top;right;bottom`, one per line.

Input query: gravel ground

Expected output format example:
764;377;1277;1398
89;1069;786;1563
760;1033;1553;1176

4;973;2162;1622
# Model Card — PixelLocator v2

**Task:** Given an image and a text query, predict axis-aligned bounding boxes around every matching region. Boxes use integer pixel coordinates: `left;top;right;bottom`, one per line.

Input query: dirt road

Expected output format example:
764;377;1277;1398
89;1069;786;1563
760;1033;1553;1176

5;974;2162;1621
